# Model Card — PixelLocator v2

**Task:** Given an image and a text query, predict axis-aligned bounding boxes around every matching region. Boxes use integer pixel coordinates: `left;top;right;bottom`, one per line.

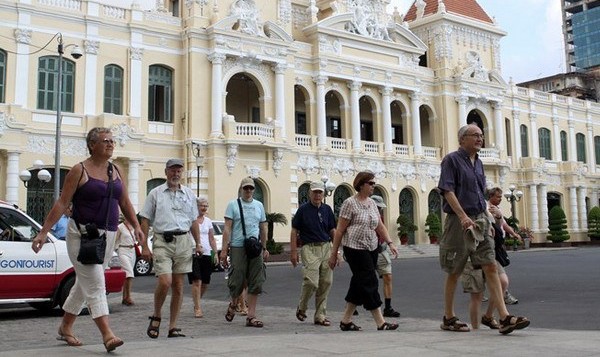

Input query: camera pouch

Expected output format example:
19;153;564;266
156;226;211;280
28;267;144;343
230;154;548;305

77;223;107;265
244;236;263;259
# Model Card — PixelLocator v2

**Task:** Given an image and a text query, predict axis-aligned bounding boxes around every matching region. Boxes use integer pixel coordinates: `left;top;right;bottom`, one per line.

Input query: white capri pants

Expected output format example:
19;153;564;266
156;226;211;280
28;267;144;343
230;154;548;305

63;219;116;319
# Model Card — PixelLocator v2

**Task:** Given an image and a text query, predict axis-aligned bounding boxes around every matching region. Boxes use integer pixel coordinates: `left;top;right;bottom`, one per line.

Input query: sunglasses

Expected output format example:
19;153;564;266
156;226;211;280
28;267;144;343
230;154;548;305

367;181;376;186
242;186;255;191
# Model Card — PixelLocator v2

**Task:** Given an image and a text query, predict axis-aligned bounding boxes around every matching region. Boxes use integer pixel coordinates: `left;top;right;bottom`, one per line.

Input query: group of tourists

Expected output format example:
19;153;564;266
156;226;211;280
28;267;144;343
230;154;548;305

31;124;529;352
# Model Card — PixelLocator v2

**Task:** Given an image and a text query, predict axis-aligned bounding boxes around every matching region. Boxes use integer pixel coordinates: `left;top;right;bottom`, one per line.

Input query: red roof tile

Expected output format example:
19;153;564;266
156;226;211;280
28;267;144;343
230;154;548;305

404;0;493;24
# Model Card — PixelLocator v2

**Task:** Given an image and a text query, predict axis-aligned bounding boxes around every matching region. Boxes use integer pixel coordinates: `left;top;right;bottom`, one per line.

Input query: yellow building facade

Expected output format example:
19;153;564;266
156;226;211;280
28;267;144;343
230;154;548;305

1;0;599;244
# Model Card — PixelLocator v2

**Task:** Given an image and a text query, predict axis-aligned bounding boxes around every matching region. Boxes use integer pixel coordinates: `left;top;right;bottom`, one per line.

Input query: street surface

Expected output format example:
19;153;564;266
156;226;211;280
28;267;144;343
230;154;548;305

0;247;598;355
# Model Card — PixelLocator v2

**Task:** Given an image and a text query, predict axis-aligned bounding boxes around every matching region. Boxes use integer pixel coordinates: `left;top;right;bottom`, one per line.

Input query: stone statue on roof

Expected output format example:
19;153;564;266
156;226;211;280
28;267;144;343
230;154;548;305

230;0;263;36
346;0;392;41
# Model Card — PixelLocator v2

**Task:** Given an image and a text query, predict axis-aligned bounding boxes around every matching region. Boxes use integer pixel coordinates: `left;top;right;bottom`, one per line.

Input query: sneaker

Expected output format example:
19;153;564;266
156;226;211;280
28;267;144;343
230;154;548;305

383;307;401;318
481;295;489;302
504;291;519;305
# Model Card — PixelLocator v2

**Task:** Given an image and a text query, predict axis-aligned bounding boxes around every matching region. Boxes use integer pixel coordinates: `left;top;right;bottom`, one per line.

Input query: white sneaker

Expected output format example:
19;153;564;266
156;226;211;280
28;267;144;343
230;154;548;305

504;291;519;305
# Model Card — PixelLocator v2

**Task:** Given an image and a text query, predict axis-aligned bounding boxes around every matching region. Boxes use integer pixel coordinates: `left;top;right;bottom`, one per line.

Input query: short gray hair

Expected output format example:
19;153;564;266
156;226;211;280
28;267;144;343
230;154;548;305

196;196;208;204
458;124;480;143
86;127;112;155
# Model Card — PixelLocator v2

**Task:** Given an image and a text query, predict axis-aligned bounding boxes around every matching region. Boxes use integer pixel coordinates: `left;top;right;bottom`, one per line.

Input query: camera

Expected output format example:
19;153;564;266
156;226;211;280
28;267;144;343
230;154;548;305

70;46;83;59
84;223;100;239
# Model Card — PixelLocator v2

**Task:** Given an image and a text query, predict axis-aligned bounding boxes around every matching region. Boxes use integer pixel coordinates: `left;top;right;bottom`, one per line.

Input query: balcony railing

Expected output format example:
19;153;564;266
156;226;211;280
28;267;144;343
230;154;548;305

235;122;275;138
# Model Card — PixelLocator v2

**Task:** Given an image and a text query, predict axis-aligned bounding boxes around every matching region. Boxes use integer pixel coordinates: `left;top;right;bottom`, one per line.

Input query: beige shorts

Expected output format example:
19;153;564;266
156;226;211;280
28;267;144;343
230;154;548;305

439;213;495;275
461;261;485;294
376;244;393;277
152;232;193;276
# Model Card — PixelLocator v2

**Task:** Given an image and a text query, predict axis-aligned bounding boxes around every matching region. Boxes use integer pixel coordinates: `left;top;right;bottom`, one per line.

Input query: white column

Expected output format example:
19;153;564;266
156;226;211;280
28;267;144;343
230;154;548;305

83;41;99;115
513;110;522;163
569;186;579;230
456;96;468;127
381;86;393;154
529;184;539;231
129;47;144;118
14;30;31;107
538;184;548;232
552;116;561;161
578;186;587;230
586;122;594;173
592;189;599;208
530;114;539;158
314;75;328;149
128;159;141;211
409;92;422;156
492;101;505;151
568;119;576;162
6;152;21;205
208;53;226;137
349;81;362;152
273;63;287;140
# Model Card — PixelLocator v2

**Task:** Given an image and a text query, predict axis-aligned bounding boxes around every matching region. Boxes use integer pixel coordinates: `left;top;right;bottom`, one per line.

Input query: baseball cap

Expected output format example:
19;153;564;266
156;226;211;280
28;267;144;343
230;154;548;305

309;181;325;192
166;158;184;168
240;177;255;188
371;195;387;208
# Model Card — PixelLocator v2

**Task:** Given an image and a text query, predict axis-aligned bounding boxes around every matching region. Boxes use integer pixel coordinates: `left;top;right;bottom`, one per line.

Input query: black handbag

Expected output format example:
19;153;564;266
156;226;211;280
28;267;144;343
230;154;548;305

237;198;263;259
492;222;510;267
77;163;113;265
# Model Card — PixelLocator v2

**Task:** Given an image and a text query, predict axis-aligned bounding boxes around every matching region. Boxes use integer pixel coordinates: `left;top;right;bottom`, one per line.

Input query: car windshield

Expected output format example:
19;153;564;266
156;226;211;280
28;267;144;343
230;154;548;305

212;221;224;235
0;207;40;242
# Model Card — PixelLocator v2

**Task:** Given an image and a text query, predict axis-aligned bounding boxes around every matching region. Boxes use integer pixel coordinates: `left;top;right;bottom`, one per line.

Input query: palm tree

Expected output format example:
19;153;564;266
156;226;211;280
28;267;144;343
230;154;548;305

265;212;288;254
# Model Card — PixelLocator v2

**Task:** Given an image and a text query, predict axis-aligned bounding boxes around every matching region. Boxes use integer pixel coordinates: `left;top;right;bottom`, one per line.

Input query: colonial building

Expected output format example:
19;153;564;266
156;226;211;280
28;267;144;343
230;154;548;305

1;0;599;244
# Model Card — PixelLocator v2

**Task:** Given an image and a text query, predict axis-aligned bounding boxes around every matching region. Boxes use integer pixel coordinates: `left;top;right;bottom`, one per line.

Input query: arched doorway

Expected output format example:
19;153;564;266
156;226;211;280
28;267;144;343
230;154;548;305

333;185;352;218
225;72;261;123
399;188;416;244
298;182;310;205
467;110;486;148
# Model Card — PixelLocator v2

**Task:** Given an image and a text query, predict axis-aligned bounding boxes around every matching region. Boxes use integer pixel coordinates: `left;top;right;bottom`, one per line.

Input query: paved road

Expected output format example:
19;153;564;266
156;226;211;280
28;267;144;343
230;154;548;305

0;247;598;355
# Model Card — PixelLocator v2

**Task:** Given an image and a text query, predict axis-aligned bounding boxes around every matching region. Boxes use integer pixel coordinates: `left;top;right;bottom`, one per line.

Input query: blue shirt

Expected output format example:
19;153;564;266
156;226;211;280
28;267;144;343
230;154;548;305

51;215;69;240
292;202;336;244
224;198;266;248
438;148;487;216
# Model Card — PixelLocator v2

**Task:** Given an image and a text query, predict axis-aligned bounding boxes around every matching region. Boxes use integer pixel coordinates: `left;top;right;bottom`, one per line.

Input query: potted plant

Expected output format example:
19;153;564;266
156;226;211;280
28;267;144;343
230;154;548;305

547;206;570;244
518;226;533;249
396;213;417;245
424;213;442;244
265;212;288;254
587;206;600;241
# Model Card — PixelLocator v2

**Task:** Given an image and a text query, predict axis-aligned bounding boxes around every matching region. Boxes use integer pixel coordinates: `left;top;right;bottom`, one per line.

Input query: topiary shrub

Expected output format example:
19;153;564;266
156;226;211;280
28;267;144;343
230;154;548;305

547;206;570;243
587;206;600;241
396;213;417;244
425;213;442;244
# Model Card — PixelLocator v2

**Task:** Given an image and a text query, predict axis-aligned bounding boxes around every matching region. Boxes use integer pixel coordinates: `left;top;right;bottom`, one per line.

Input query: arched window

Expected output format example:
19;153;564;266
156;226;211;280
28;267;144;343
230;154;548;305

520;124;529;157
104;64;123;115
538;128;552;160
148;65;173;123
37;56;75;112
298;182;310;205
560;131;568;161
576;133;586;163
0;49;5;103
147;178;166;195
333;186;352;218
594;136;600;166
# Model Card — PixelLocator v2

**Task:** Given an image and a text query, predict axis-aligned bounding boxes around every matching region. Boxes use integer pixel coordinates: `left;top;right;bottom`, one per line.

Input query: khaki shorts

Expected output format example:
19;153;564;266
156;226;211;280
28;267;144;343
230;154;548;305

376;244;393;277
152;232;193;276
439;213;495;275
461;261;485;294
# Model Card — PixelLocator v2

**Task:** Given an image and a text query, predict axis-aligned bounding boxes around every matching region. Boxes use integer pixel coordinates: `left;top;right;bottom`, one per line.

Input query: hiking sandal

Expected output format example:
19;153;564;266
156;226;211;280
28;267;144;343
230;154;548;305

225;302;236;322
296;307;307;322
481;315;500;329
167;328;186;338
377;322;399;331
246;317;264;328
147;316;161;339
339;321;361;331
499;315;530;335
440;316;470;332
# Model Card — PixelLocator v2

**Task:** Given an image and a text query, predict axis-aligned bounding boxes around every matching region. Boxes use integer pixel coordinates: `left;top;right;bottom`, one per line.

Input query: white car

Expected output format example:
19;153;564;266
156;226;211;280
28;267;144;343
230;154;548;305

0;200;125;311
212;220;225;253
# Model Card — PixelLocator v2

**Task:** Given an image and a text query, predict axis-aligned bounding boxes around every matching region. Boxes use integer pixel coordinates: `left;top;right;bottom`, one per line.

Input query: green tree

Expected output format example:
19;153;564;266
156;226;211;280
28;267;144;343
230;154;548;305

396;213;417;243
587;206;600;241
547;206;570;243
265;212;287;254
425;213;442;243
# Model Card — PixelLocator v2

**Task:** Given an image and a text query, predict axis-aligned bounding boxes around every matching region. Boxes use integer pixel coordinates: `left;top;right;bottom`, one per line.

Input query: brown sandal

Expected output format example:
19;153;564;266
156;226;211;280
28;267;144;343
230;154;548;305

147;316;161;339
225;302;236;322
103;336;124;352
246;317;264;328
314;318;331;326
296;307;307;322
57;328;82;347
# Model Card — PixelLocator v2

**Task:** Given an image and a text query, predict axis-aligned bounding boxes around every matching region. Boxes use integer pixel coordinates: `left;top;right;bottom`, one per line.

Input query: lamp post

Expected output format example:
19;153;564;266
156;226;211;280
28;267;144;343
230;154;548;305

53;33;83;202
504;184;523;251
19;160;52;222
320;175;335;205
192;142;204;196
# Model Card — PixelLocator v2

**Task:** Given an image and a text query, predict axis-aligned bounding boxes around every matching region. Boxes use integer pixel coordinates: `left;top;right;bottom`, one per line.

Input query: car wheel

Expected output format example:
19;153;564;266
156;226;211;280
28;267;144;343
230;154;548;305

135;257;153;276
58;275;76;309
29;301;56;312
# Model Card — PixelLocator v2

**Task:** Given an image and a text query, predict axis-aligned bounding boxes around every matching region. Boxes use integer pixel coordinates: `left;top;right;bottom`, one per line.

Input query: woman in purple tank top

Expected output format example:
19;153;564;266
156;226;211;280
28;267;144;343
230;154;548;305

31;127;144;352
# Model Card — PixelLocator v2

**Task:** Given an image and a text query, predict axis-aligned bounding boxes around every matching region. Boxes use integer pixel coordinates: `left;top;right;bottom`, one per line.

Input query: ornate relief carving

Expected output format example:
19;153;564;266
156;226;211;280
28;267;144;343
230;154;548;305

28;135;86;156
0;112;8;137
398;162;416;181
346;0;392;41
245;165;261;178
186;0;208;8
433;24;453;61
297;155;319;175
223;57;270;84
463;51;490;82
292;4;310;29
207;52;226;64
226;144;238;174
278;0;292;25
111;123;136;147
319;36;341;54
129;47;144;60
333;158;354;181
230;0;264;37
84;40;99;55
14;29;32;44
272;149;283;177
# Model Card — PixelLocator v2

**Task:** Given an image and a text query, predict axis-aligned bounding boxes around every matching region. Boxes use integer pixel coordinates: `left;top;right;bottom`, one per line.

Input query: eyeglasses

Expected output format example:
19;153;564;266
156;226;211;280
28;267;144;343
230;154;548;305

100;139;115;145
367;181;376;186
242;186;255;191
466;134;484;139
199;204;209;208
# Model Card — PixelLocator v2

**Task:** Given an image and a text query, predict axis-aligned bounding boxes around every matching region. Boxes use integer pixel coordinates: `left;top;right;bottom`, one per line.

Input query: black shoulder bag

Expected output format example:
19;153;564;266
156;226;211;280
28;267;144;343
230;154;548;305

77;163;113;265
492;222;510;267
237;198;263;259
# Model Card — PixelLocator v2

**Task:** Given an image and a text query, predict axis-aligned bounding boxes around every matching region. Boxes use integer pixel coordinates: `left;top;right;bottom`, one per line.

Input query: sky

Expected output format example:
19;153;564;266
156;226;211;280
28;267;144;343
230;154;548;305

387;0;564;83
